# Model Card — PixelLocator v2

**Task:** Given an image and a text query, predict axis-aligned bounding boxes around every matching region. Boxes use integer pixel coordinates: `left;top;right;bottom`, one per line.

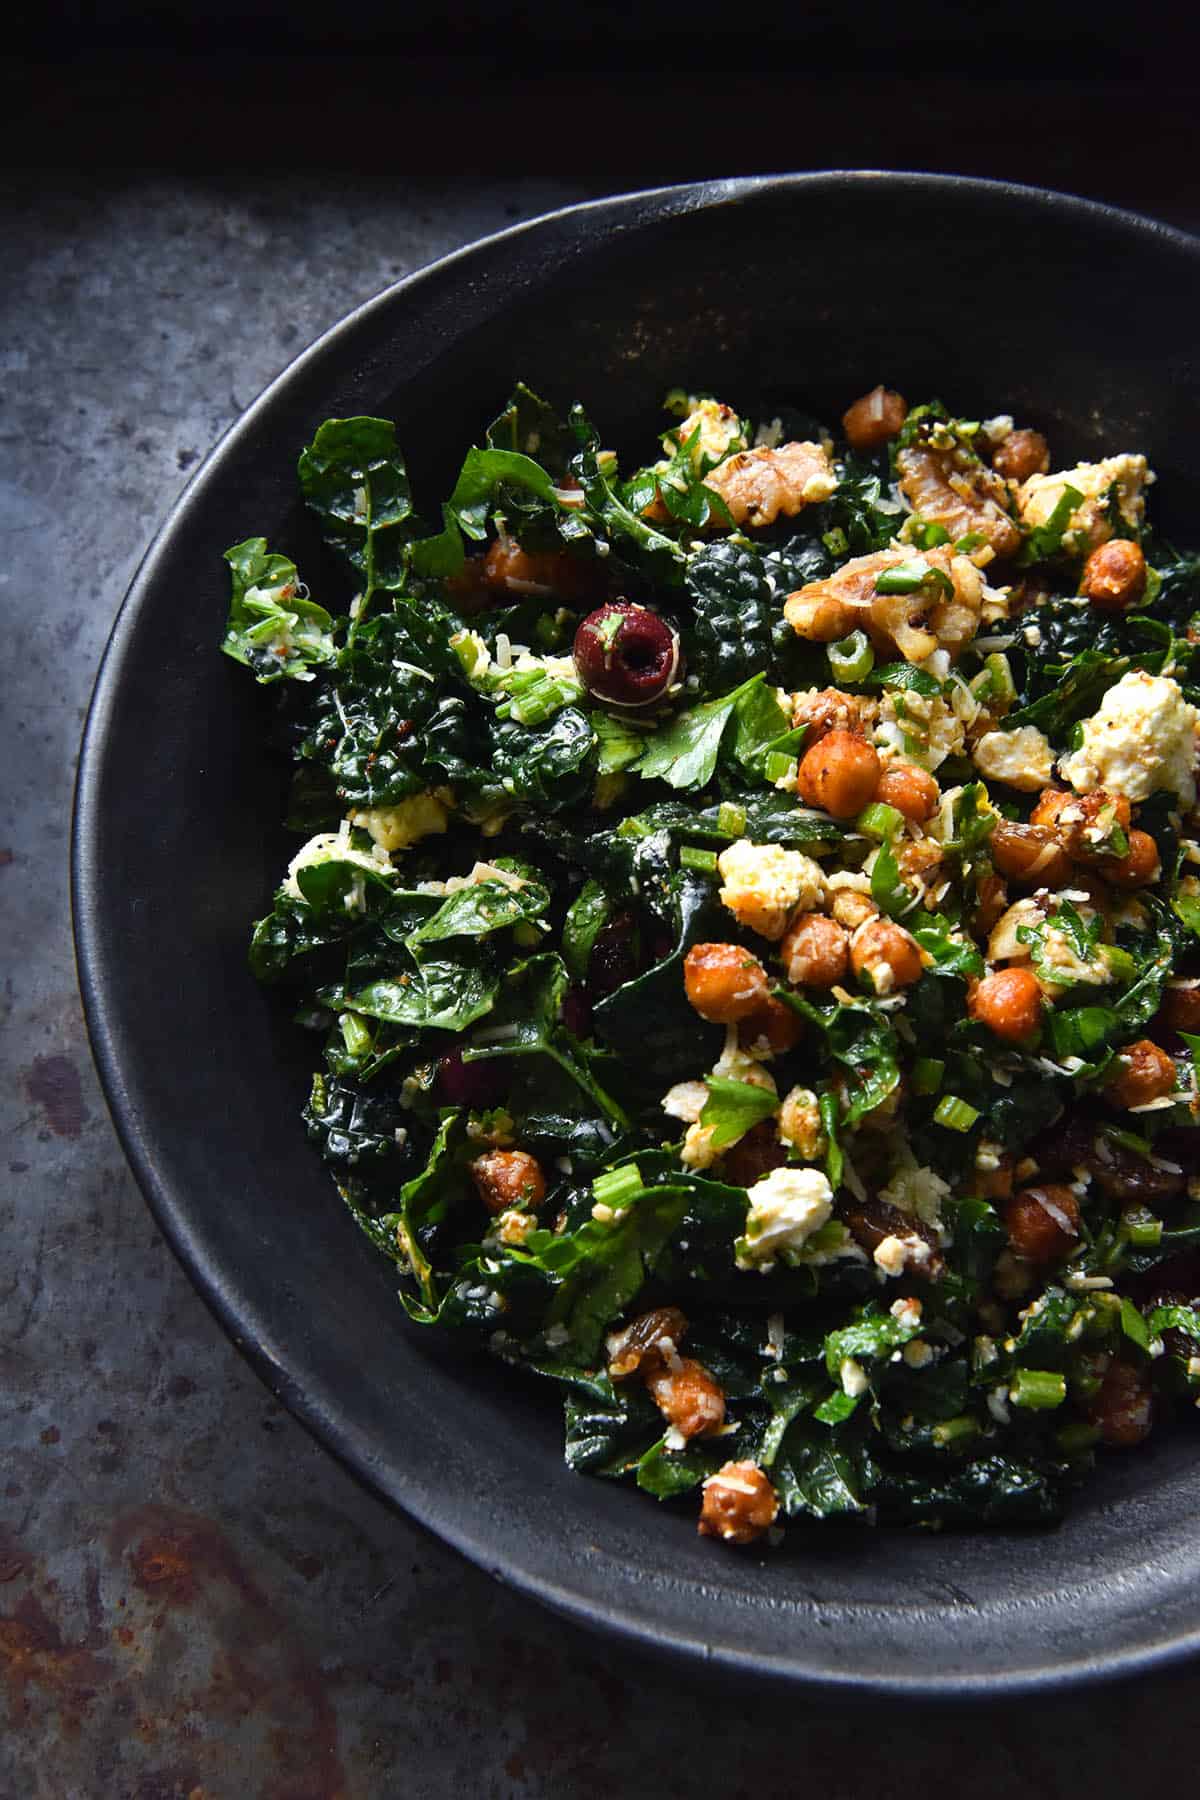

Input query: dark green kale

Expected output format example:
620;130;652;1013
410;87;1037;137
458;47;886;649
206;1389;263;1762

221;539;338;683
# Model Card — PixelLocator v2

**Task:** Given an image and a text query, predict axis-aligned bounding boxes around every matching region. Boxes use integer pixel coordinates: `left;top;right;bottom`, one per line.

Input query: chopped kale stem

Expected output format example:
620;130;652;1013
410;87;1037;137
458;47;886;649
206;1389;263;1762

224;384;1200;1543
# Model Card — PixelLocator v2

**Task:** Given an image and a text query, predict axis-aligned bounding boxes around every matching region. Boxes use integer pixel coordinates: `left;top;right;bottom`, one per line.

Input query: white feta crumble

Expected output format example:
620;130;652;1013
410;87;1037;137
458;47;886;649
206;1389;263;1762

972;725;1055;792
661;1080;709;1124
736;1167;834;1272
1059;670;1199;808
716;838;826;941
840;1357;869;1398
987;1385;1011;1426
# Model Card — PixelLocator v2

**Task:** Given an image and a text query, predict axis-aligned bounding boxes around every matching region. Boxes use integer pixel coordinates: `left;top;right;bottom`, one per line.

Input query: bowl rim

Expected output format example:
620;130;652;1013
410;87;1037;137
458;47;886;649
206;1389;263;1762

73;168;1200;1699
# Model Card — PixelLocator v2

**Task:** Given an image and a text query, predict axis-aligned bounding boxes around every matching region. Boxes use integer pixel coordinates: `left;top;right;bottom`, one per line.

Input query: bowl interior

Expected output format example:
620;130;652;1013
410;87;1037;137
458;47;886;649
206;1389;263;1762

75;174;1200;1693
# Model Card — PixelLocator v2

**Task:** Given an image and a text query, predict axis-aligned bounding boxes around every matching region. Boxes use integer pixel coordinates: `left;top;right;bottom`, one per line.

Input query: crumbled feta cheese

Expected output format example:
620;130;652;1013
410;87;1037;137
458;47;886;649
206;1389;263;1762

716;838;826;941
661;1080;709;1124
1017;452;1153;553
351;792;451;851
890;1296;922;1326
1059;671;1199;808
874;687;965;772
873;1235;909;1277
972;725;1055;792
840;1358;869;1398
736;1167;834;1271
987;1385;1011;1426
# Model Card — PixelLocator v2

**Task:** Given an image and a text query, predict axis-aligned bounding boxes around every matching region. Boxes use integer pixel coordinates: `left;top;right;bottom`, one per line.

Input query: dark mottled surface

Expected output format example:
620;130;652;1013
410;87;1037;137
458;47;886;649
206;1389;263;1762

5;146;1200;1797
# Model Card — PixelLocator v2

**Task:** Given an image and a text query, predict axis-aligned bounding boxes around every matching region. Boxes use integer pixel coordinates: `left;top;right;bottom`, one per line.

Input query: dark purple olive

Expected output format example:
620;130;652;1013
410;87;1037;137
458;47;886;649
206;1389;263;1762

572;601;682;708
587;909;641;999
437;1049;505;1109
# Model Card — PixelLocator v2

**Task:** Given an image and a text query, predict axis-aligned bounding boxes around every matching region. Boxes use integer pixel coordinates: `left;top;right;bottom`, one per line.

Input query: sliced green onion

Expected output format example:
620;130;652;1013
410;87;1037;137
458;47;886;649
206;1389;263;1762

910;520;951;550
593;1162;643;1208
1119;1296;1150;1350
1102;945;1136;984
912;1056;945;1096
874;559;932;595
680;845;719;873
1009;1369;1066;1411
716;801;746;838
933;1094;980;1133
953;530;986;553
827;630;875;683
932;1414;980;1448
339;1011;373;1058
822;526;849;557
855;801;905;842
663;386;691;417
763;750;799;785
1123;1207;1162;1248
1056;1420;1101;1455
984;653;1015;705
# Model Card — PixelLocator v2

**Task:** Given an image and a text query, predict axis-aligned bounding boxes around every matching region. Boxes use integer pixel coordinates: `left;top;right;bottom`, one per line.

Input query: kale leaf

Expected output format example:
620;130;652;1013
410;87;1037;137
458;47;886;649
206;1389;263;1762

221;539;337;683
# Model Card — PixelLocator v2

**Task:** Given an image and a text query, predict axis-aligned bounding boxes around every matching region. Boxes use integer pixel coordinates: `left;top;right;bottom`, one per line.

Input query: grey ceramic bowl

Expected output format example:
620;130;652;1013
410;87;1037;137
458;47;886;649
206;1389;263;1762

74;173;1200;1695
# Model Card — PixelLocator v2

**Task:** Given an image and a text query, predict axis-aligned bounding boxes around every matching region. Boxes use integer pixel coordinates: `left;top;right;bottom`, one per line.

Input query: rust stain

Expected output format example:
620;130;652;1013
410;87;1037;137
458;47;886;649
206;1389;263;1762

39;1425;60;1446
24;1053;89;1139
0;1589;112;1730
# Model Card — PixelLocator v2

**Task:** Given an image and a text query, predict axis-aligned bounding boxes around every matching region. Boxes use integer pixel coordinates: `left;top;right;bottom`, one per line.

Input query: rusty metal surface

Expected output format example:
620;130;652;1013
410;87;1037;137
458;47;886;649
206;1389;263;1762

6;163;1200;1798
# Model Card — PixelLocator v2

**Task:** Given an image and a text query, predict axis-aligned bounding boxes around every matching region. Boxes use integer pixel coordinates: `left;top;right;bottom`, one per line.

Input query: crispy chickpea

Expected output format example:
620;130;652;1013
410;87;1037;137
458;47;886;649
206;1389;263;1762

1003;1184;1081;1263
780;911;849;988
738;995;804;1056
850;917;923;993
1080;538;1148;612
796;729;881;819
1029;786;1131;855
1159;982;1200;1039
721;1120;788;1188
841;385;908;452
469;1149;546;1216
1090;1358;1153;1448
876;760;939;823
683;943;771;1024
1105;1039;1177;1110
791;685;873;747
992;428;1050;483
483;537;597;603
698;1461;779;1545
968;967;1043;1043
607;1306;689;1380
644;1357;726;1440
989;820;1073;887
1098;828;1160;890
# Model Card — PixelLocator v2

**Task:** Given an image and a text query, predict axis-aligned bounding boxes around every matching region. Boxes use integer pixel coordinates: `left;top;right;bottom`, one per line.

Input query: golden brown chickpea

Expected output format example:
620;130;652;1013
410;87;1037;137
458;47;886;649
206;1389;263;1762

989;820;1074;887
1029;787;1132;856
683;943;771;1024
992;428;1051;483
469;1149;547;1216
1158;982;1200;1038
644;1357;726;1440
1090;1358;1153;1447
791;686;873;747
876;761;940;824
698;1461;779;1545
1098;828;1160;889
850;917;923;992
1003;1184;1081;1264
1105;1039;1177;1110
842;385;908;451
780;911;850;989
796;729;881;819
1080;539;1148;612
968;967;1044;1043
737;995;804;1055
483;537;598;603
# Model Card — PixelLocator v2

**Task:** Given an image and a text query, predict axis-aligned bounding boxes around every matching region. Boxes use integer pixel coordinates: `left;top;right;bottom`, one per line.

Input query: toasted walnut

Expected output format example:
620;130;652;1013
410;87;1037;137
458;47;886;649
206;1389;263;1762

698;1461;779;1545
842;385;907;451
992;428;1051;484
606;1306;689;1380
703;440;836;528
791;685;877;746
896;443;1021;558
784;546;984;664
644;1357;726;1440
